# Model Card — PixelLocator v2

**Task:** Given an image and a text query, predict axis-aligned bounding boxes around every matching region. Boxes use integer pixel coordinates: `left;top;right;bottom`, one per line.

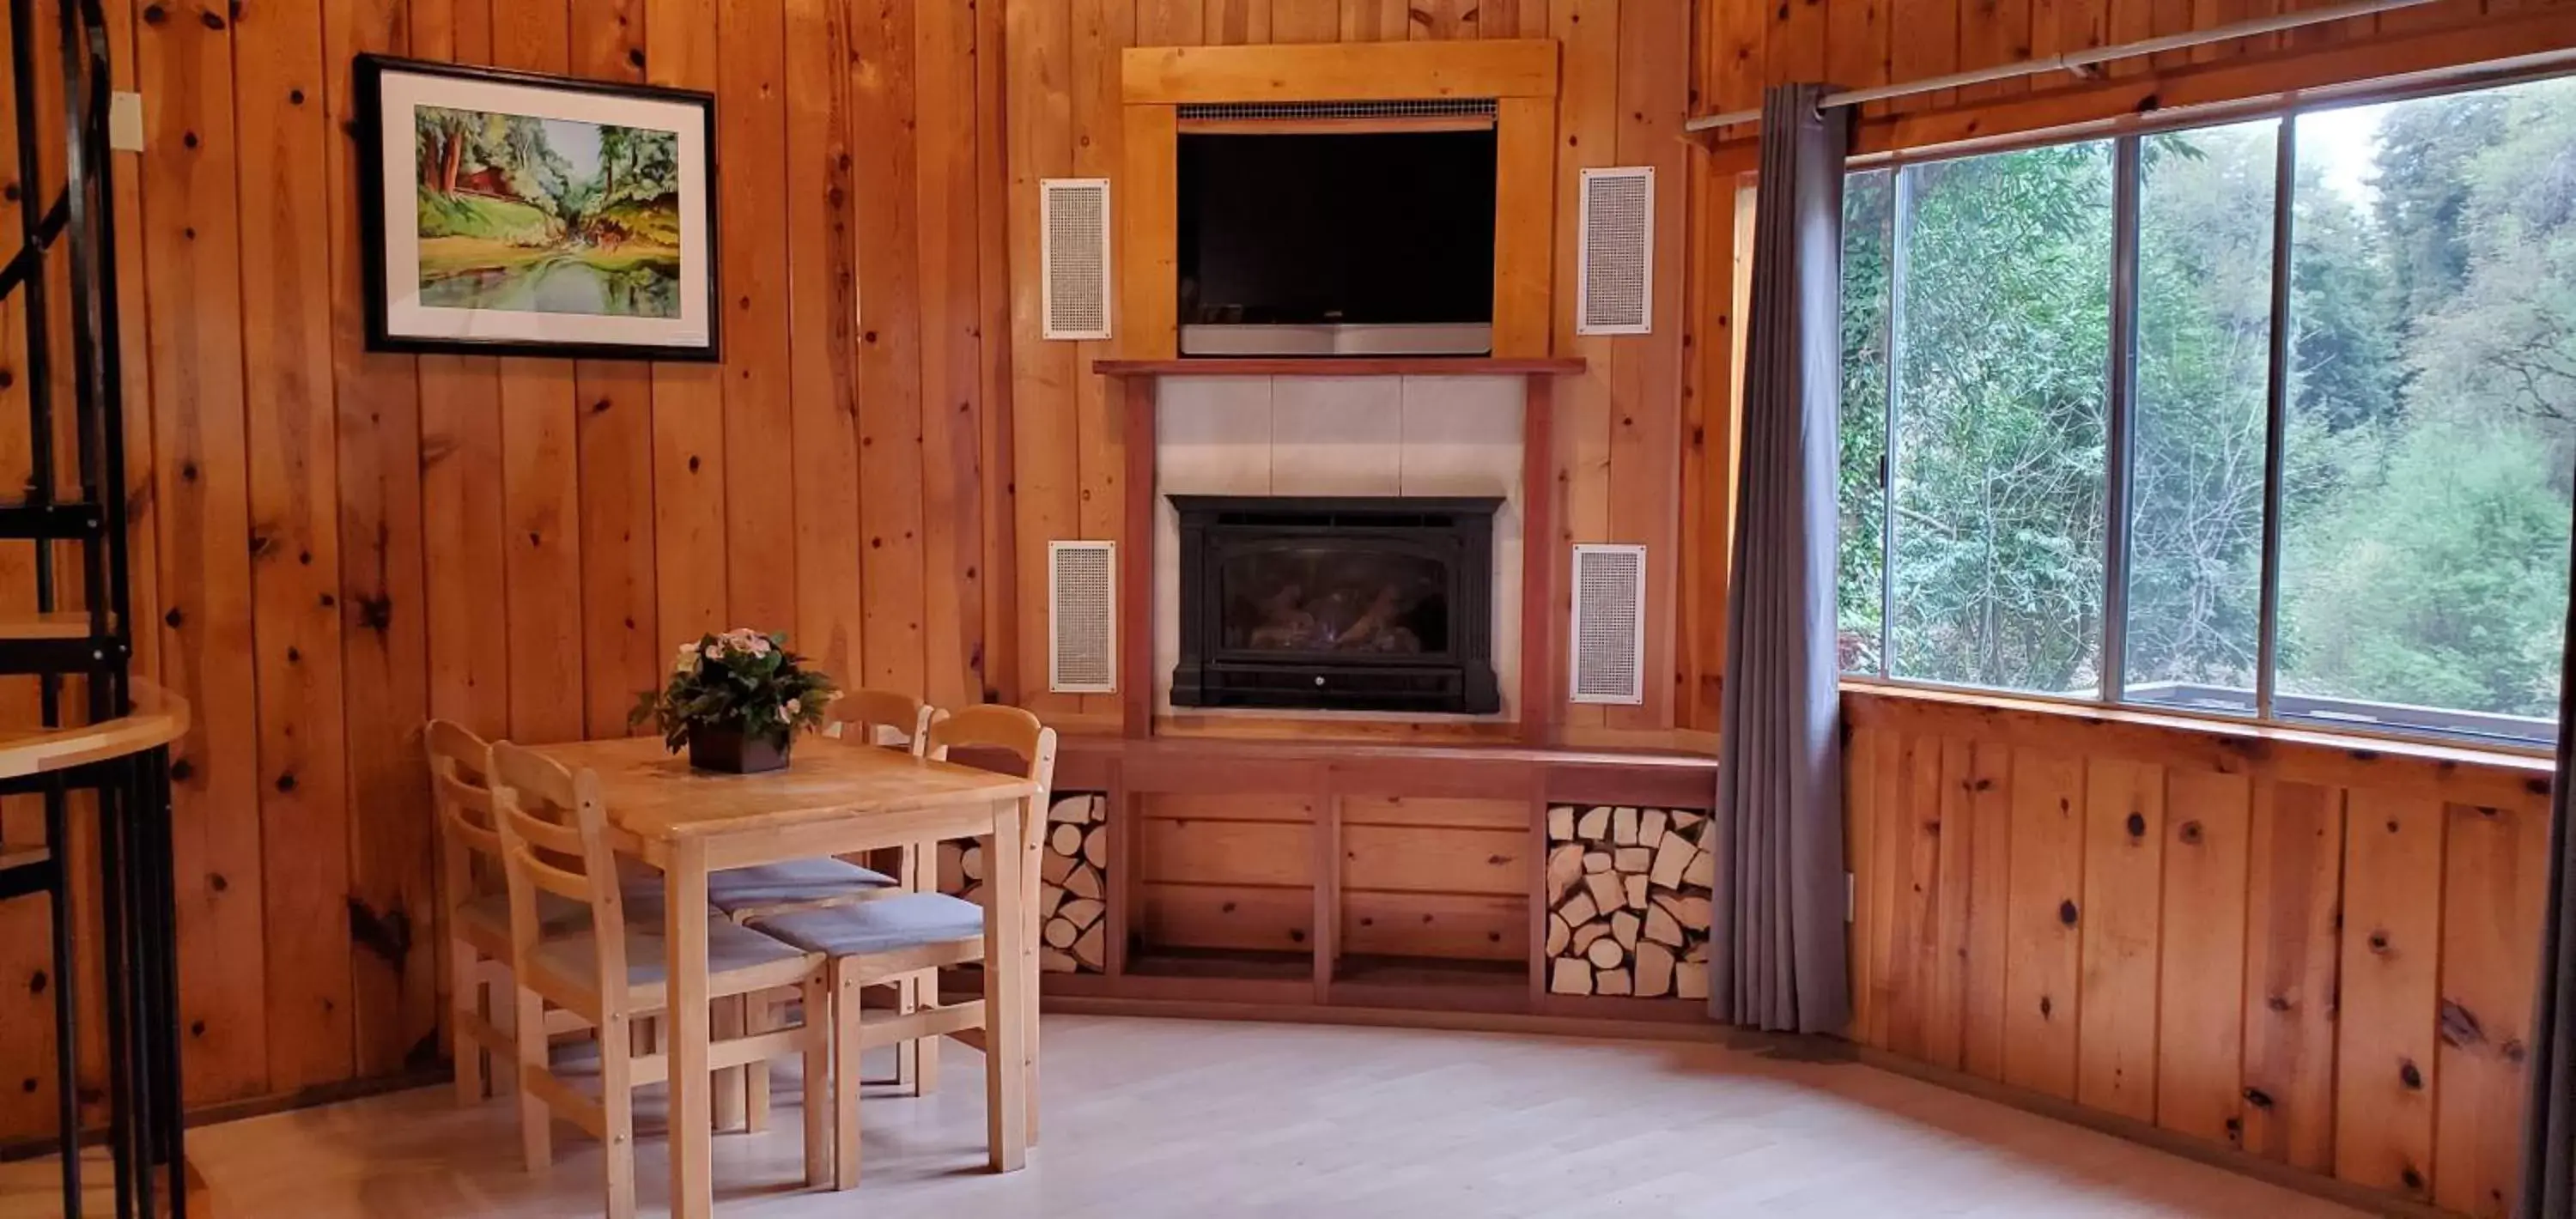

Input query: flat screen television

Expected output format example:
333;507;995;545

1177;129;1498;356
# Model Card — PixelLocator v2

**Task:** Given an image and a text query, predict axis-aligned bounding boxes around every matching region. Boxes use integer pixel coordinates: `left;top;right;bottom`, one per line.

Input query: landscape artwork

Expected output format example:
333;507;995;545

359;56;719;360
413;106;682;318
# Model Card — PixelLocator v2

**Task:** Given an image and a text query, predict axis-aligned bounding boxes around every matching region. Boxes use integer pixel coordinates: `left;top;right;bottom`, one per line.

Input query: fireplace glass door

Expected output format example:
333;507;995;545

1173;496;1500;714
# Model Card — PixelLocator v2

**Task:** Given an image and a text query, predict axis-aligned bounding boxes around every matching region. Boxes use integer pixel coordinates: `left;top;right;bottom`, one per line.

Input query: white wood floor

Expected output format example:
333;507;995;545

9;1015;2364;1218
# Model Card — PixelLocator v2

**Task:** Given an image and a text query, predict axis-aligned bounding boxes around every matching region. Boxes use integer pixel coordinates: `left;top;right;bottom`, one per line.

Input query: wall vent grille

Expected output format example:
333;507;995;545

1041;179;1112;341
1049;542;1117;694
1570;544;1647;705
1176;99;1498;122
1577;167;1654;336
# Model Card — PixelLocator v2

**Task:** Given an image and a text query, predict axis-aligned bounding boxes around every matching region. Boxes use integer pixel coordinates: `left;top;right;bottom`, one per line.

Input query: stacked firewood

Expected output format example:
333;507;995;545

1542;805;1714;999
939;793;1109;973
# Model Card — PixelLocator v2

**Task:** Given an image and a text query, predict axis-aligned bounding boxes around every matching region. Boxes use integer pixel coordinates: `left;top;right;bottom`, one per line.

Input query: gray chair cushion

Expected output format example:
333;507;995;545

753;892;985;958
704;857;896;914
531;914;813;992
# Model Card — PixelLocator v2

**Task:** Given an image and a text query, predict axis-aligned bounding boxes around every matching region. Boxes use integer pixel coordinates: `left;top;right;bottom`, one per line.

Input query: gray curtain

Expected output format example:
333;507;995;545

1709;83;1852;1034
2519;515;2576;1217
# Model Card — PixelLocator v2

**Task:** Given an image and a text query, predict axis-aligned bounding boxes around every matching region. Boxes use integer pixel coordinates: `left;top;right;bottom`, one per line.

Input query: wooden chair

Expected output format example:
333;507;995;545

749;704;1055;1187
487;742;835;1217
427;719;636;1103
699;688;931;924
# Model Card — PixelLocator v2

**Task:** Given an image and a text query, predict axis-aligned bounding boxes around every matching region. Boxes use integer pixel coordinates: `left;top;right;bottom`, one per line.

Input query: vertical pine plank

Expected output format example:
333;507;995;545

718;0;799;634
2155;767;2251;1148
1886;0;1957;112
137;0;269;1103
1550;0;1617;731
786;0;866;692
2335;789;2444;1201
1957;0;2035;103
327;0;434;1081
1844;724;1880;1043
1866;724;1908;1047
917;0;988;711
2076;756;2164;1124
1825;0;1891;109
415;1;510;741
973;0;1018;703
235;0;355;1092
1710;0;1765;112
1091;0;1157;724
1006;0;1082;720
1339;0;1408;40
852;0;928;695
2433;797;2553;1218
1764;0;1826;82
2002;747;2082;1100
2241;779;2343;1174
645;0;726;644
493;1;586;748
1959;740;2014;1080
1408;0;1465;37
1208;0;1276;41
1272;0;1342;39
1921;737;1977;1069
1885;732;1944;1059
1607;0;1689;732
570;0;659;737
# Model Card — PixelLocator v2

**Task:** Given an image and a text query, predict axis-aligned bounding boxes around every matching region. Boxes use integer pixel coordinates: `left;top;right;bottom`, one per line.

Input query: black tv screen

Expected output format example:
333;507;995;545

1177;130;1498;326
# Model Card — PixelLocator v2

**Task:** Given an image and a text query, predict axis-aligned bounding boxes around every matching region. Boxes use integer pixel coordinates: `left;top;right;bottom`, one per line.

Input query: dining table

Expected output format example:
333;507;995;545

530;735;1043;1219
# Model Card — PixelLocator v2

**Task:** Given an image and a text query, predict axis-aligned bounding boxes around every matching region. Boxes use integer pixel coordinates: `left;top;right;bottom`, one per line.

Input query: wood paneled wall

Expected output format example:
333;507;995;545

0;0;1009;1138
1005;0;1709;743
1846;691;2556;1214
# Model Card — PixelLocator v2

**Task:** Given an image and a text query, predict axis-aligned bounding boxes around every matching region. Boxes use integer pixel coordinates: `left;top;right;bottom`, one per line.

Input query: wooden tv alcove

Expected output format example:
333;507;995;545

984;40;1722;1034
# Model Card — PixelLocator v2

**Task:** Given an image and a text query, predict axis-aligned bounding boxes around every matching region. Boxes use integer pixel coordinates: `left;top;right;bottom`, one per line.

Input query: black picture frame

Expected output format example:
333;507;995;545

354;54;722;361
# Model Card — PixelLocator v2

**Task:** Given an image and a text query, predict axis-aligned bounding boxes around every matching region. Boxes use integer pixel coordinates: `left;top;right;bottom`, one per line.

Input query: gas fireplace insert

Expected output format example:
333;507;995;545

1170;495;1501;715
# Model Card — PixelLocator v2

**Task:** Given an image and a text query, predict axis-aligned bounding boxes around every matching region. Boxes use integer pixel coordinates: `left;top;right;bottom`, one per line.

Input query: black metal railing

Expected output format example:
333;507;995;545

0;2;180;1216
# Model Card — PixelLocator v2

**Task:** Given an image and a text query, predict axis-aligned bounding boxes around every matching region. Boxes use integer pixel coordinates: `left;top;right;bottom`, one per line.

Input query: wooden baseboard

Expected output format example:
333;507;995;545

1853;1046;2448;1219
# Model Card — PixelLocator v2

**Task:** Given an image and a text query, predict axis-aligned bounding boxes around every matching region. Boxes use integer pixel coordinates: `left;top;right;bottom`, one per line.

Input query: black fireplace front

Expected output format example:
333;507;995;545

1171;495;1501;714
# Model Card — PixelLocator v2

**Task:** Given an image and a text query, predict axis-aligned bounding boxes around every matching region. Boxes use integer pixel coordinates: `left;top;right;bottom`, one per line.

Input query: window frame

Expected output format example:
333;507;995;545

1829;76;2571;759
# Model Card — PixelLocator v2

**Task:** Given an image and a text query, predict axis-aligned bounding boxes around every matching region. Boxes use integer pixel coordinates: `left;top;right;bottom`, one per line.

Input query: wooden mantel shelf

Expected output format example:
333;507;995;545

1093;356;1586;377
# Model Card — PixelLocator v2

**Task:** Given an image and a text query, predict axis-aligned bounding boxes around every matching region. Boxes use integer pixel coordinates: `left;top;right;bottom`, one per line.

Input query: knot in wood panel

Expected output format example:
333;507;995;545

2057;899;2078;926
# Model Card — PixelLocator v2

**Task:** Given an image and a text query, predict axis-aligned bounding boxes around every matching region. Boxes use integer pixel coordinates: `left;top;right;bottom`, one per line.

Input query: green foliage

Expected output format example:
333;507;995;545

416;103;680;249
633;631;841;751
415;188;553;244
1839;76;2575;729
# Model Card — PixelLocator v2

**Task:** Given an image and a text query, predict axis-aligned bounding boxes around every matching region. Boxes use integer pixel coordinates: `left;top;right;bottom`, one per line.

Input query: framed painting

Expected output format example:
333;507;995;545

355;55;720;361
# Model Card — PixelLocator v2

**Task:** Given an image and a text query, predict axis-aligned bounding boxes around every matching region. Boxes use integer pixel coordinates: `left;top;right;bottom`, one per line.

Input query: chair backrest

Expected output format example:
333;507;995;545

424;719;503;913
487;742;629;996
824;688;932;756
926;705;1058;854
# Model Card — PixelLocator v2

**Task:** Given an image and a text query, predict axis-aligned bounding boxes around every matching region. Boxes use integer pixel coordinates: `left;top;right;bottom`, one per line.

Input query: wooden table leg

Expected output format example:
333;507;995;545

1024;798;1044;1146
666;840;715;1219
984;804;1030;1172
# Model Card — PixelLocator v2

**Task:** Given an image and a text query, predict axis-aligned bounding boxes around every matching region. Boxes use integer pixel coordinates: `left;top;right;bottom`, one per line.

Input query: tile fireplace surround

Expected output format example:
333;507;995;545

1152;374;1526;721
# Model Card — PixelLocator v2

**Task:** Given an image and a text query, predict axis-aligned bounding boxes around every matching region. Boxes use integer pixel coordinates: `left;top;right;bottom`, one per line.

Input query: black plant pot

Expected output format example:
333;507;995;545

687;723;791;773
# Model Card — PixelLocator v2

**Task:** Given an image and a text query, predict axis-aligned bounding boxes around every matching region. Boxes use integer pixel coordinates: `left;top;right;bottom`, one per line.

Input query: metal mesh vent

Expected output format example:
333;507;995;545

1176;99;1498;122
1042;179;1111;341
1049;542;1116;693
1577;167;1654;336
1570;544;1646;705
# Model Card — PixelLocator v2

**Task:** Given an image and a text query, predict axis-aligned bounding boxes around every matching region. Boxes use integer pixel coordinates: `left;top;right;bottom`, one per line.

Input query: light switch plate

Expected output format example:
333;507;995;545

109;92;143;152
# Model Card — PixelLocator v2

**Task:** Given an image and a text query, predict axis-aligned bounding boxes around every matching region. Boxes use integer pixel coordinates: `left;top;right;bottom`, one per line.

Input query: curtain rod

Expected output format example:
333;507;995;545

1681;0;2439;134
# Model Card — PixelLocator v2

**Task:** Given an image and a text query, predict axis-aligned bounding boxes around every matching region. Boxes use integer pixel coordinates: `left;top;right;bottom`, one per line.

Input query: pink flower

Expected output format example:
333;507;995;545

783;697;801;717
703;645;723;660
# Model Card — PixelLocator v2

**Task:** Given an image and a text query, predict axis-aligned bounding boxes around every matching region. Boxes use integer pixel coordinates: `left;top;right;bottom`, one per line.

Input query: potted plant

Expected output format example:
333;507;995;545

633;629;839;773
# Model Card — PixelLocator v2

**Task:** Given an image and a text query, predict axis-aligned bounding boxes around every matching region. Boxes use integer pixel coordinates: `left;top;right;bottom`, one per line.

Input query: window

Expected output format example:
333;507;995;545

1838;76;2576;749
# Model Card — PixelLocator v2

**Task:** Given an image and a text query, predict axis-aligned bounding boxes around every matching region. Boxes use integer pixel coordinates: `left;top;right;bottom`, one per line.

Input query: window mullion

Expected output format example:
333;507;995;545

2256;118;2297;724
1880;169;1911;680
2103;136;2142;705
